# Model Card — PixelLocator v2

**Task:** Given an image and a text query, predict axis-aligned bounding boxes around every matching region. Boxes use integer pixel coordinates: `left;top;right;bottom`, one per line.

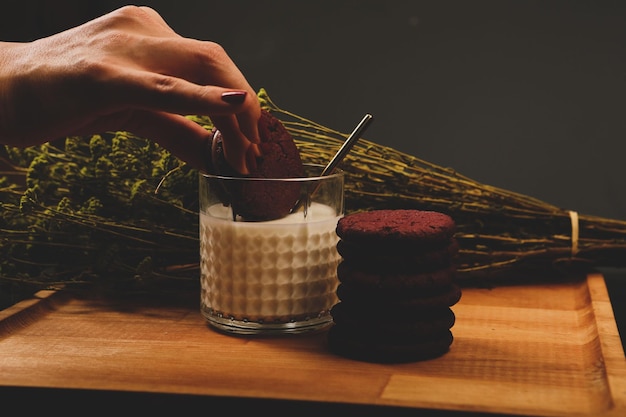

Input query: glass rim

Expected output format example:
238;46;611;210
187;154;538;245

200;163;344;182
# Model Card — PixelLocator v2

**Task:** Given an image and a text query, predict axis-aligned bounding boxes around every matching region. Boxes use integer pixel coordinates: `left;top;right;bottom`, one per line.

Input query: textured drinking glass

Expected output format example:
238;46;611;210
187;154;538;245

199;164;344;335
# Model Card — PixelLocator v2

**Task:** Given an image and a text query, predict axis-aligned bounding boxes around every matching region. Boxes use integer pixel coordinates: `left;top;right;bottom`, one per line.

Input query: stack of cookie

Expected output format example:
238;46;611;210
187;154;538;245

328;209;461;363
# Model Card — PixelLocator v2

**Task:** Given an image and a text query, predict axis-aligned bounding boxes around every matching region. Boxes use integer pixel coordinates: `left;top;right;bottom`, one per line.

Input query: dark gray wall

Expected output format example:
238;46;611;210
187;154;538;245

4;0;626;221
173;0;626;221
3;0;626;351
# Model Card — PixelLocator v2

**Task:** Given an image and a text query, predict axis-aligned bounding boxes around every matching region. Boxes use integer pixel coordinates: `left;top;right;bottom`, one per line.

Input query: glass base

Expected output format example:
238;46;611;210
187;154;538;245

201;306;333;335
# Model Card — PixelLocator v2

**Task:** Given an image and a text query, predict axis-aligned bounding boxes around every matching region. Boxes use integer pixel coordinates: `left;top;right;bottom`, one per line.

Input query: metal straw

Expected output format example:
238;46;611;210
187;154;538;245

291;113;374;213
320;113;373;176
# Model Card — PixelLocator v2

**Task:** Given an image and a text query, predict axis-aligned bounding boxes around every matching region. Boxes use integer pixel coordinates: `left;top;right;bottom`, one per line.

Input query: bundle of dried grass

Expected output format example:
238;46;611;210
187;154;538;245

1;89;624;300
258;90;626;282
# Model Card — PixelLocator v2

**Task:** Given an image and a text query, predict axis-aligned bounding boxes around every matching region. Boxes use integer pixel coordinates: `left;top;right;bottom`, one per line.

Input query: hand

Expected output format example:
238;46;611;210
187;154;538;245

0;5;261;173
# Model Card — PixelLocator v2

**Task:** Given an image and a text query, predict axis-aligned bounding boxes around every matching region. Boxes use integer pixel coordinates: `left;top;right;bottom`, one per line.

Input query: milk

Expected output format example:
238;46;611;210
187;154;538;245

200;202;341;333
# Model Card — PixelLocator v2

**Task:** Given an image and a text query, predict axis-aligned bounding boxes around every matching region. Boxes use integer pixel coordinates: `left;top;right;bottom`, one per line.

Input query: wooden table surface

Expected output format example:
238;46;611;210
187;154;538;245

1;273;625;416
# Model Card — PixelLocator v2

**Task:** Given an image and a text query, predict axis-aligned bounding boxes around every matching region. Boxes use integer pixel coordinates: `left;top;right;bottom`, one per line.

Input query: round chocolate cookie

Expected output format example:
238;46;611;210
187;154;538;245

336;283;462;313
327;325;453;363
336;209;456;247
337;238;458;272
329;209;460;363
208;109;305;220
337;262;457;291
331;302;456;337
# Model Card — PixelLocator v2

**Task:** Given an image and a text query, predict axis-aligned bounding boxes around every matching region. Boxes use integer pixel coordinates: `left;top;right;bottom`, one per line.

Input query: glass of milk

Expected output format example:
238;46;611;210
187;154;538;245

199;164;344;335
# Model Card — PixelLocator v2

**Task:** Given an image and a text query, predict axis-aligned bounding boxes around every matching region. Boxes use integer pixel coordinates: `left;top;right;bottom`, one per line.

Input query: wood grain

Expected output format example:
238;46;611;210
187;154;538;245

0;273;624;416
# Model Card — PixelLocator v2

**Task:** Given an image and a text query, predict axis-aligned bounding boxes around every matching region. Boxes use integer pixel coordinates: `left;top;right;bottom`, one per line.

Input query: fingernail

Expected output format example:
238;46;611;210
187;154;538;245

221;91;247;104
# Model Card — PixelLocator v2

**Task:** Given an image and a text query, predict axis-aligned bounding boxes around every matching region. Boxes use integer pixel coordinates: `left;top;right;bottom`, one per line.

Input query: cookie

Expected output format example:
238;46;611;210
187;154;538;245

336;283;462;312
328;209;460;363
331;302;456;336
336;238;458;272
208;109;305;220
337;262;456;291
327;325;453;363
336;209;456;247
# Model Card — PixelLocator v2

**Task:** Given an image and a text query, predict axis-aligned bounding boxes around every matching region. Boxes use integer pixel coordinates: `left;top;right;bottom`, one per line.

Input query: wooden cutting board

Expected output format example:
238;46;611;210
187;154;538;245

1;273;624;416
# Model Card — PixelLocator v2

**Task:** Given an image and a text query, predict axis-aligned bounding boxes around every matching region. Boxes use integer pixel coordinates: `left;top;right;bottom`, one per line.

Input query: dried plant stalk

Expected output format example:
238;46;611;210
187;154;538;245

258;90;626;281
1;89;625;300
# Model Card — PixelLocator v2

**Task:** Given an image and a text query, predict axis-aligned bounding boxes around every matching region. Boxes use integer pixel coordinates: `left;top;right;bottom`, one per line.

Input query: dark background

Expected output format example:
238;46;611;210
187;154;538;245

1;1;626;412
3;0;626;221
2;0;626;347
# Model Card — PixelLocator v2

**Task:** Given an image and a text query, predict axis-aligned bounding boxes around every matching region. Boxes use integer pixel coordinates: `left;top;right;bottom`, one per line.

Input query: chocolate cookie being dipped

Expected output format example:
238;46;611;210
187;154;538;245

207;109;305;221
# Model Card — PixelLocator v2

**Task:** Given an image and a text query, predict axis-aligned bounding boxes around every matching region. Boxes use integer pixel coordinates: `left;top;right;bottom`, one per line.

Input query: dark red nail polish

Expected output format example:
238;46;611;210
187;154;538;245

221;91;247;104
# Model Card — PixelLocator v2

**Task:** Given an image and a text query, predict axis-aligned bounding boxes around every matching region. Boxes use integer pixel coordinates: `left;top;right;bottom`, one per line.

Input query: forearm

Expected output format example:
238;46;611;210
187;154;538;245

0;41;24;146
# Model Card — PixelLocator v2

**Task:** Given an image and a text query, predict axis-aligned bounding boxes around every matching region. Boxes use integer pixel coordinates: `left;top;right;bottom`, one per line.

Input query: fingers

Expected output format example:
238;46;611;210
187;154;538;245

139;112;261;176
85;7;264;173
109;70;250;116
234;95;261;144
113;35;262;144
69;109;259;176
211;114;260;175
103;70;261;174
